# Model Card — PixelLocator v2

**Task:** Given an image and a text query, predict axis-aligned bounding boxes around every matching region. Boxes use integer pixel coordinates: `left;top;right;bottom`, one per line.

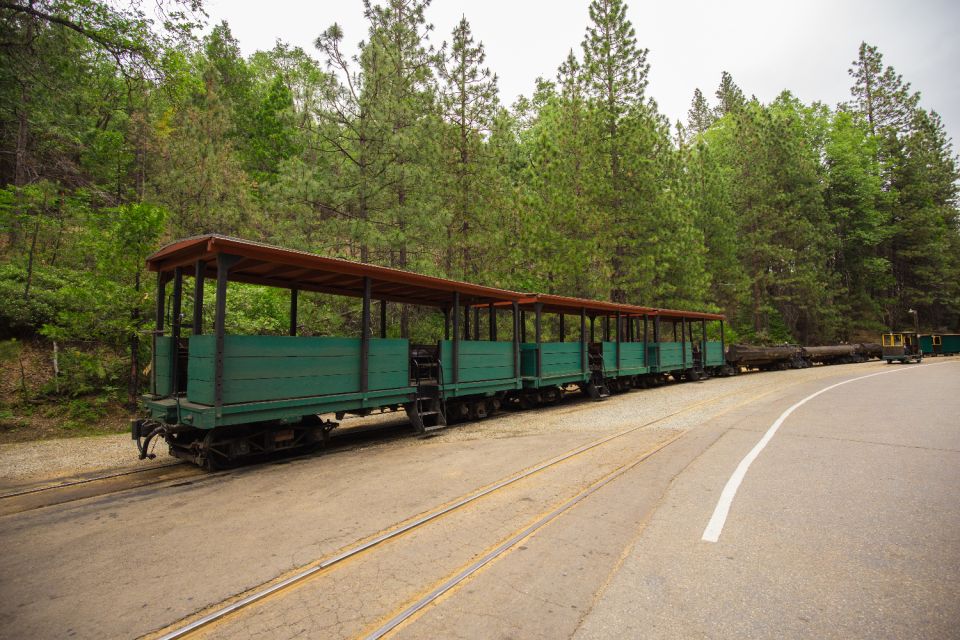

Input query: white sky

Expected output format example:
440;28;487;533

204;0;960;146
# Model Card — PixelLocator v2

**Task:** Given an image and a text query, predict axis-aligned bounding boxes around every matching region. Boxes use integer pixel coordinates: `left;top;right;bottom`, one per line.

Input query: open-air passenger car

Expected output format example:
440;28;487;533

133;235;726;468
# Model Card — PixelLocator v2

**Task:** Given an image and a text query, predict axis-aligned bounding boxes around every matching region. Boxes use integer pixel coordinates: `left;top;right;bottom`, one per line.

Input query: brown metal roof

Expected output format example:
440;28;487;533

146;235;726;320
514;293;658;317
653;307;725;321
146;235;525;308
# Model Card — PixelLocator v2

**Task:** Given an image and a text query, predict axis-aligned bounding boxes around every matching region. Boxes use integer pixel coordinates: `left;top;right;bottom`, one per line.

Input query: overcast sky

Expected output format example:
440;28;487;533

204;0;960;146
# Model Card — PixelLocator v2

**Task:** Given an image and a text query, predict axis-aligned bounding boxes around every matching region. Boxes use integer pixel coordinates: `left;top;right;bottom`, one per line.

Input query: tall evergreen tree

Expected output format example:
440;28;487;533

714;71;746;117
437;16;500;280
847;42;919;137
686;87;714;138
580;0;650;302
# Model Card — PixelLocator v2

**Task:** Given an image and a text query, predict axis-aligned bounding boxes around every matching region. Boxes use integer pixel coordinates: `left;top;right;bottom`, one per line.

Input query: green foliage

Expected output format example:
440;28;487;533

0;0;958;415
47;346;126;397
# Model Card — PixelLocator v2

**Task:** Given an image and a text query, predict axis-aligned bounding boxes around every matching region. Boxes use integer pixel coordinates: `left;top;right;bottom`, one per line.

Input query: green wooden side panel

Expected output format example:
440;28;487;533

519;342;585;379
919;336;933;353
649;342;694;371
943;335;960;354
705;341;724;366
440;340;516;384
520;343;537;376
154;337;173;396
601;342;617;374
187;335;410;405
618;342;647;371
542;342;584;378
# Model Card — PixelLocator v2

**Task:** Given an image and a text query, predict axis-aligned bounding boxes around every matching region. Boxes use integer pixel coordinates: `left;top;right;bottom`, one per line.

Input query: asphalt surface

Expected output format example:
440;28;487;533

0;360;956;640
573;360;960;640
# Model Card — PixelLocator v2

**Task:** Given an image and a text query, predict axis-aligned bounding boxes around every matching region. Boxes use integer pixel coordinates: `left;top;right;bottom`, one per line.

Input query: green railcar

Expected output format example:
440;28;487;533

919;333;960;356
135;235;727;468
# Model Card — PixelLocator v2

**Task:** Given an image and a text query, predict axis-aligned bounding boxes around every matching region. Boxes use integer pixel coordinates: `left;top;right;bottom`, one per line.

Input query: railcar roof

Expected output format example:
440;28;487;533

653;307;725;321
514;293;658;316
146;235;525;307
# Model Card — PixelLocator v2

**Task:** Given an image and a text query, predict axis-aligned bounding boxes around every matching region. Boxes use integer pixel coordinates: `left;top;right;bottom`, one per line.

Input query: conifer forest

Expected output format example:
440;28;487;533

1;0;958;419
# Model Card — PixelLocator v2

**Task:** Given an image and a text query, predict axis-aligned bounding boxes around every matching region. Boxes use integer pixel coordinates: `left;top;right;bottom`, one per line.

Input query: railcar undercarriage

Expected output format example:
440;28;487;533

133;418;338;470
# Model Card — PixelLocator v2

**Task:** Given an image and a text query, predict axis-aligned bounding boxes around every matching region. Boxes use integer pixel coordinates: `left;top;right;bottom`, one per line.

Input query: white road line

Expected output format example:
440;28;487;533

701;362;954;543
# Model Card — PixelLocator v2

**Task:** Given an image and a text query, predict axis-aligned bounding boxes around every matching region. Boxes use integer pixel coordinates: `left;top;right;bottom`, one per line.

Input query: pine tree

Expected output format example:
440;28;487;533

847;42;919;137
714;71;746;117
686;87;714;138
580;0;650;302
887;108;960;328
437;16;500;280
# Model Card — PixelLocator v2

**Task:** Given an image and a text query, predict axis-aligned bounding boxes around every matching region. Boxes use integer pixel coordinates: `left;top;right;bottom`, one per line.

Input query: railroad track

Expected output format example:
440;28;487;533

146;379;788;640
0;462;202;517
0;418;416;518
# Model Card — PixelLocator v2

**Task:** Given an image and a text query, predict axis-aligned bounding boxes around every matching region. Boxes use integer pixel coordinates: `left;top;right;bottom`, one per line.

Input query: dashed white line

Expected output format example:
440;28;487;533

701;362;953;543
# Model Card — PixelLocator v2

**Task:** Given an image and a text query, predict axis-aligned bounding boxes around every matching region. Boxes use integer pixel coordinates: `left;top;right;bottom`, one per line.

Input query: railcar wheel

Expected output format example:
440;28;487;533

470;400;490;420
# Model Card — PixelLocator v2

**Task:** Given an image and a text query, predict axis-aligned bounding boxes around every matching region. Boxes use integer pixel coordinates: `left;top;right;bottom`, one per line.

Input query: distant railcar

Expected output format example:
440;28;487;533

801;344;863;366
724;344;803;372
881;332;923;363
918;333;960;356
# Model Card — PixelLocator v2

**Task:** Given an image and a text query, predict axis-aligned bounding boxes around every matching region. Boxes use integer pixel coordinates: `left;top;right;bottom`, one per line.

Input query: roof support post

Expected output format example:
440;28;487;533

452;292;460;384
464;304;471;341
473;306;480;341
380;300;387;339
489;303;496;341
193;260;205;335
642;315;649;369
520;311;527;343
590;315;595;343
512;301;520;379
580;308;587;375
170;267;183;397
214;253;241;417
681;318;687;370
615;310;621;371
720;320;725;360
535;303;543;378
361;276;371;394
604;316;610;342
153;272;166;395
702;319;707;362
289;288;298;337
559;313;565;343
654;316;662;371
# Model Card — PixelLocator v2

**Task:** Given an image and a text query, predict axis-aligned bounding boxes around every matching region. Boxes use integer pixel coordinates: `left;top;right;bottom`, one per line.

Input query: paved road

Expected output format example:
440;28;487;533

0;360;957;639
572;360;960;640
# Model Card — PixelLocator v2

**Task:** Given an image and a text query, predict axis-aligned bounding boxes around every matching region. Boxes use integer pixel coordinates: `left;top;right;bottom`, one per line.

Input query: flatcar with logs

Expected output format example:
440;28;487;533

131;235;890;469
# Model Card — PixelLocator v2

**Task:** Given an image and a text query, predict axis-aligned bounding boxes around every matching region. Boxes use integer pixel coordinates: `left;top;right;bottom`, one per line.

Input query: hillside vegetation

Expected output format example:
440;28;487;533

1;0;958;438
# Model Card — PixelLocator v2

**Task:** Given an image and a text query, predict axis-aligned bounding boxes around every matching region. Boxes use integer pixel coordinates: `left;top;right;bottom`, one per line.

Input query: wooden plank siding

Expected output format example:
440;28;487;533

705;341;725;366
186;335;411;405
648;342;695;372
618;342;648;374
521;342;585;381
154;336;173;396
440;340;515;385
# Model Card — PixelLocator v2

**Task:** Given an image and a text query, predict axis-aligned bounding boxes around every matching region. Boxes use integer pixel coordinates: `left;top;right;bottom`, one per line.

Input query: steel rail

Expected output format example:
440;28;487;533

365;431;687;639
153;383;768;640
0;462;185;500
